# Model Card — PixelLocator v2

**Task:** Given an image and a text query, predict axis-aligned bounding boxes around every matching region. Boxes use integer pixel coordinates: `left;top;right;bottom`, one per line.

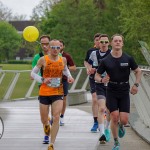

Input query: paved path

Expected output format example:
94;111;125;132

0;96;150;150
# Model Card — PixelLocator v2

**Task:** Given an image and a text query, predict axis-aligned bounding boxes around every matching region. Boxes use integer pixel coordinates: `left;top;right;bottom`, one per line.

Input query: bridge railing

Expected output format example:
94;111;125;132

130;69;150;128
0;67;89;101
0;67;150;127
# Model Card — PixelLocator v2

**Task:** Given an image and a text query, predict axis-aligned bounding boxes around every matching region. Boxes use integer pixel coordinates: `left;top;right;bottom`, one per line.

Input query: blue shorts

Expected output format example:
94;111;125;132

39;95;63;105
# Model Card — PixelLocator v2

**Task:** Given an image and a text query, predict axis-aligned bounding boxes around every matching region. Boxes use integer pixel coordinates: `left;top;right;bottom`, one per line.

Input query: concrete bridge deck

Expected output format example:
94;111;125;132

0;95;150;150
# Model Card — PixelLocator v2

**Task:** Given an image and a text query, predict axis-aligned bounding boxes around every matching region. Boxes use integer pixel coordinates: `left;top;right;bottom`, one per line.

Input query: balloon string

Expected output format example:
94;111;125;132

36;41;40;44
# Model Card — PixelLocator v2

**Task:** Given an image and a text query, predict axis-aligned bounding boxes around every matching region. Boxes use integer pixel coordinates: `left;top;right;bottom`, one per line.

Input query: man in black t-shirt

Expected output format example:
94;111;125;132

84;33;100;132
86;34;111;144
95;34;142;150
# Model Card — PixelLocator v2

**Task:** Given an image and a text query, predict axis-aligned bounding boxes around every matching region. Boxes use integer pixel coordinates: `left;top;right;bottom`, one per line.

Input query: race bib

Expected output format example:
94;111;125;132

47;78;61;87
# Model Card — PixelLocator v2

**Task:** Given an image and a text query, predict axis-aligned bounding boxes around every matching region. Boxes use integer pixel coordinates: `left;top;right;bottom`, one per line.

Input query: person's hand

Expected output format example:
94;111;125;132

87;68;96;75
67;76;74;83
130;85;138;95
86;68;91;75
44;78;51;84
102;75;110;84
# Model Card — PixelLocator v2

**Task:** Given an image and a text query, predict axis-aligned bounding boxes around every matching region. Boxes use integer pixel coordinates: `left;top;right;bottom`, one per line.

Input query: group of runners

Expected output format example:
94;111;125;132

31;33;142;150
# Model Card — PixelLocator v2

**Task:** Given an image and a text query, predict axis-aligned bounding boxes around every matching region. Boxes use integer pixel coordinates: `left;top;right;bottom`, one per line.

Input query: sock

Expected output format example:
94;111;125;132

60;114;64;118
114;138;118;142
119;122;124;128
105;120;110;129
94;117;98;123
99;124;105;135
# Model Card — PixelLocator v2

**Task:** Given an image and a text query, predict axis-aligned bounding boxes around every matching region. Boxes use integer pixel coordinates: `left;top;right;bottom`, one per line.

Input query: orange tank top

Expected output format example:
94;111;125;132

39;55;64;96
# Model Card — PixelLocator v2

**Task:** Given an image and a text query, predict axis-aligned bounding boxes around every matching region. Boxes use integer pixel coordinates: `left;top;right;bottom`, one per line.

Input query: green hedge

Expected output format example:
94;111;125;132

2;60;32;64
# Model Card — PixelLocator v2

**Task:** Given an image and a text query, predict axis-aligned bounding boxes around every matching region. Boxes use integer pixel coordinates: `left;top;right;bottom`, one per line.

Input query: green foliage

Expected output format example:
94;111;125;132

39;0;102;66
36;0;149;66
0;73;14;100
0;21;21;62
117;0;150;64
5;60;32;64
10;72;33;99
0;64;32;70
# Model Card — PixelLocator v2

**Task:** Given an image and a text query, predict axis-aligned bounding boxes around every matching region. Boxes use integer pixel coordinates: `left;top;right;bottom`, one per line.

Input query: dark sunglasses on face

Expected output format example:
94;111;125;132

40;42;50;46
100;41;109;44
50;46;61;50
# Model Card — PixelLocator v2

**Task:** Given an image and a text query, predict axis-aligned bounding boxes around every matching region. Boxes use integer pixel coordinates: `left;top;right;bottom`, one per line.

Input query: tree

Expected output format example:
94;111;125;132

36;0;148;66
119;0;150;42
0;1;27;21
39;0;102;66
0;1;12;21
11;14;27;21
0;21;21;62
118;0;150;64
31;0;60;21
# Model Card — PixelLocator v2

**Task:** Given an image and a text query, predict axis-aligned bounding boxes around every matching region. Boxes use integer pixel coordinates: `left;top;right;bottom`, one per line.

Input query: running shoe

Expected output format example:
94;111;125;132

48;143;54;150
118;123;126;138
105;128;111;142
60;117;64;126
112;140;120;150
44;124;50;136
90;122;98;132
99;134;106;144
43;135;49;144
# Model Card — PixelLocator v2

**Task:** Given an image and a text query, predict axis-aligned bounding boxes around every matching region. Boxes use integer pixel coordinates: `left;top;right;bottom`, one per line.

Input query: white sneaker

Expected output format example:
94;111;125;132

60;117;64;126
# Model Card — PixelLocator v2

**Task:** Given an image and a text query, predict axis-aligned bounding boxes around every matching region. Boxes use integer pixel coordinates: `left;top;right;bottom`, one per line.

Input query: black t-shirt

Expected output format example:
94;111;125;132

97;52;138;82
84;47;99;62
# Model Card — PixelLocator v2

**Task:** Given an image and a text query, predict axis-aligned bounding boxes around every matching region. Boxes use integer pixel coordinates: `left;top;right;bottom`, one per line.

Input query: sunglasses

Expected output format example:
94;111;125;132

100;41;109;44
40;42;50;46
50;46;60;50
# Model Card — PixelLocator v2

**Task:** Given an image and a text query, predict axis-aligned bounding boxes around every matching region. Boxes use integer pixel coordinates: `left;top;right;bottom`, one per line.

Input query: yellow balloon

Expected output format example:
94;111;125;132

23;26;39;42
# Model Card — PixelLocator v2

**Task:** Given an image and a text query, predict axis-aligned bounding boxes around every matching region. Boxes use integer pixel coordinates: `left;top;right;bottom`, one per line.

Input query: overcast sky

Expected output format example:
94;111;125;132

0;0;42;19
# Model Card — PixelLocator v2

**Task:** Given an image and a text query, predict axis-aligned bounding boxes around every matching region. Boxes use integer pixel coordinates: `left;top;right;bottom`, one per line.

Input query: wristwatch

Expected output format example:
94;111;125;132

134;83;139;87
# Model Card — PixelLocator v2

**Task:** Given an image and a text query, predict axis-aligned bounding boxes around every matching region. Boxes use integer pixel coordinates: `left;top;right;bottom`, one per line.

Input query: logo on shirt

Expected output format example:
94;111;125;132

120;63;128;66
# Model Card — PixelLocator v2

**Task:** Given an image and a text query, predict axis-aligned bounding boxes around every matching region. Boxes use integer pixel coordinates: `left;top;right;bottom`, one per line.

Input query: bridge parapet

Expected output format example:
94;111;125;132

129;69;150;144
1;68;150;119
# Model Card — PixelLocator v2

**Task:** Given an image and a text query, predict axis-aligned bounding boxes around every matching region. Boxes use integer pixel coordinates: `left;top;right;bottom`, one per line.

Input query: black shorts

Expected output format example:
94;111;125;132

39;95;63;105
62;80;69;96
95;83;107;99
106;88;130;113
89;78;96;93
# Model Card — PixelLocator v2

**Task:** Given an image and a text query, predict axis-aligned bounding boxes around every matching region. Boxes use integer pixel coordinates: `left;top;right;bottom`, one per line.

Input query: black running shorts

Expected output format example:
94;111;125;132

62;80;69;97
89;78;96;93
95;83;107;99
39;95;63;105
106;88;130;113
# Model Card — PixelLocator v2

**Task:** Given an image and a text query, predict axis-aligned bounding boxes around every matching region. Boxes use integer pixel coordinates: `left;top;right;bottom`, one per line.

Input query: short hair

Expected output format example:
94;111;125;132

99;34;109;40
94;33;101;40
39;35;51;41
59;39;65;46
49;39;60;45
111;34;124;41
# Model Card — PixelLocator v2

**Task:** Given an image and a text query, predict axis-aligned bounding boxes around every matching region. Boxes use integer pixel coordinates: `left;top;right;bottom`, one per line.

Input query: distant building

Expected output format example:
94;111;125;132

9;20;36;33
9;21;37;60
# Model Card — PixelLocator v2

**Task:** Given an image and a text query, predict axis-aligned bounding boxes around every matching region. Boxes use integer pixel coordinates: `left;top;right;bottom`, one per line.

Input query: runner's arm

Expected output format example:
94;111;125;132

31;57;44;83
